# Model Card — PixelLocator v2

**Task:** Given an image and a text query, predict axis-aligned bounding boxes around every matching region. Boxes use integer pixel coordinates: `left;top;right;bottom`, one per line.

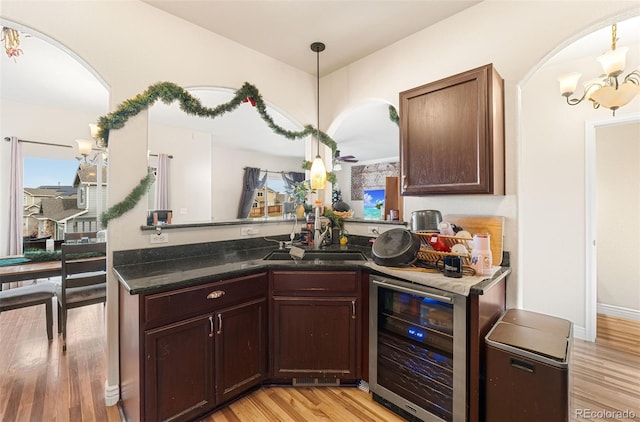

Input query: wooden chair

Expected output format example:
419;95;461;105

64;231;98;243
57;242;107;351
0;282;56;340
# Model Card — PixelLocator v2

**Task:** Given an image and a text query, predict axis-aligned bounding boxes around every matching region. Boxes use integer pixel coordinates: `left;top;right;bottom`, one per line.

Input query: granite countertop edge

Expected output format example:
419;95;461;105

114;244;510;297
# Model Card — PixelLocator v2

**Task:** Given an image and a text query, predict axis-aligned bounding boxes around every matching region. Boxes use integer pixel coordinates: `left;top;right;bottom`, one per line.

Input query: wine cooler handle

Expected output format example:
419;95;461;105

372;279;453;304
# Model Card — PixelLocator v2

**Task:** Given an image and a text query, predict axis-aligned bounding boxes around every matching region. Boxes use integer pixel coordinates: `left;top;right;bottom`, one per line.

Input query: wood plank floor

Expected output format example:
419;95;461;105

1;301;638;421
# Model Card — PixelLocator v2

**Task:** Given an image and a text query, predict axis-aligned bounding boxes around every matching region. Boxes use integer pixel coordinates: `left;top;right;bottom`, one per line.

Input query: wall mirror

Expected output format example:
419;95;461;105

147;87;306;224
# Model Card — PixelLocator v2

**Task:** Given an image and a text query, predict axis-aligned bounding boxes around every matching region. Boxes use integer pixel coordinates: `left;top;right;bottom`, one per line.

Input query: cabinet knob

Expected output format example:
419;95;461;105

207;290;225;299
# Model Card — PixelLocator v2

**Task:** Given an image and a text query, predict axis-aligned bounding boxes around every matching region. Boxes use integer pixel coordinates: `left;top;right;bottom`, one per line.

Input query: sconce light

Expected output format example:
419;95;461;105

89;123;100;140
76;139;93;160
309;41;328;190
558;23;640;115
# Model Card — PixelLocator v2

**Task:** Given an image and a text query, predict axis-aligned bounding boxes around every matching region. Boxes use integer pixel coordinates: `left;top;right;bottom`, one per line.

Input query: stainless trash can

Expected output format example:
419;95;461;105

485;309;572;422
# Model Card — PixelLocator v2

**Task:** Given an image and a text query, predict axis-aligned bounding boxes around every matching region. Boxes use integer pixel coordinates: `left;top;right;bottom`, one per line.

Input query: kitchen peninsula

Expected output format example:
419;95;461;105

114;237;510;422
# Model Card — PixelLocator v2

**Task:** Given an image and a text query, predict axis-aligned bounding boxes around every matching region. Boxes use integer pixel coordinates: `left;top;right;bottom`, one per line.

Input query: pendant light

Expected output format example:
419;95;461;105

309;41;327;190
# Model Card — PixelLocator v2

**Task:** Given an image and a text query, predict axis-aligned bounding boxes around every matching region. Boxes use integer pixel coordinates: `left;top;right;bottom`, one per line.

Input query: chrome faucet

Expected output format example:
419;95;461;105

313;206;330;249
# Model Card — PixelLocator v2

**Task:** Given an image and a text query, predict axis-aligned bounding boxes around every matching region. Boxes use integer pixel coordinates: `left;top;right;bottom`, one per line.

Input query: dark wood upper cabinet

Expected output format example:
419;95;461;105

400;64;505;195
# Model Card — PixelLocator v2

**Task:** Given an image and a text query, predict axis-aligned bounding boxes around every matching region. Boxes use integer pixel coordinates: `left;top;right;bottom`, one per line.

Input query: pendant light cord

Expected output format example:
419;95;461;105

311;42;325;158
316;46;320;157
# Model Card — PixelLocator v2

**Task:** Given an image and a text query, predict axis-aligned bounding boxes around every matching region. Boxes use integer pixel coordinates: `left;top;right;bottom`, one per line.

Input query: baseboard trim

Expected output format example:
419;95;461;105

597;303;640;321
104;380;120;407
572;324;587;341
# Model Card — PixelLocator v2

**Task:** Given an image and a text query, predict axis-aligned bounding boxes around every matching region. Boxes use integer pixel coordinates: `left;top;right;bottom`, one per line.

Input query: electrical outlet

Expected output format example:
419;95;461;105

150;233;169;244
367;226;380;235
240;227;260;236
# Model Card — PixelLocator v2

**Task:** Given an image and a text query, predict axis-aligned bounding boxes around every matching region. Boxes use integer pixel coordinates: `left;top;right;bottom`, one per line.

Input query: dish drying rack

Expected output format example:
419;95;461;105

414;232;473;266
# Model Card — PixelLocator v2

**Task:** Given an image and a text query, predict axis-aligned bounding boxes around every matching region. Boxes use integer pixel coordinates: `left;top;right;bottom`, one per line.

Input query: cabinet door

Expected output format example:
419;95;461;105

400;64;504;195
215;297;267;403
144;314;215;422
272;296;357;379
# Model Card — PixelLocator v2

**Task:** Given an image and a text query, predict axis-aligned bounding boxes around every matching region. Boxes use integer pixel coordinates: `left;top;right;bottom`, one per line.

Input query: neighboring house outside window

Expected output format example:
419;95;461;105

22;186;75;238
68;163;107;234
79;186;86;207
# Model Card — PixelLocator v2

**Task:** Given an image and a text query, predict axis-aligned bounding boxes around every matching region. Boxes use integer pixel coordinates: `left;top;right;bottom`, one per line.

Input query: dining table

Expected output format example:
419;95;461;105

0;260;62;290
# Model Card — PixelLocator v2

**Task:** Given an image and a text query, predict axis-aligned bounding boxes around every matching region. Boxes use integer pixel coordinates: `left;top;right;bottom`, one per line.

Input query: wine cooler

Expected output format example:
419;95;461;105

369;275;467;422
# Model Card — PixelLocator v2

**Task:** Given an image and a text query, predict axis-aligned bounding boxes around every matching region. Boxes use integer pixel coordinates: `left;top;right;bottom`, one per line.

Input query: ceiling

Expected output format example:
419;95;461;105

141;1;480;76
2;6;638;162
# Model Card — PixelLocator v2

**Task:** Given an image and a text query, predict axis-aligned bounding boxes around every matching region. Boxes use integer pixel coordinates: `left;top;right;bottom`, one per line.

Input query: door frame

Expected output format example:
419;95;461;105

584;112;640;341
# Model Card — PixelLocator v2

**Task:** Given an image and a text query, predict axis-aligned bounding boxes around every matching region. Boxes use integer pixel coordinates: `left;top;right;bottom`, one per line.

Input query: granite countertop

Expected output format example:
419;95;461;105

114;240;510;297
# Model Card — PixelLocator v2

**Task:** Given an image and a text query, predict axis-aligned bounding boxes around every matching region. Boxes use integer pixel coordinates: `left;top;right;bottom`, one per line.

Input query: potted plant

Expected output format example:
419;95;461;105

287;181;314;218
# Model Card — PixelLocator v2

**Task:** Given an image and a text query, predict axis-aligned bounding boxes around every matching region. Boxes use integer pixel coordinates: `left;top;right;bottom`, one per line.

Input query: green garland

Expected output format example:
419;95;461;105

389;105;399;126
101;170;155;228
97;81;342;227
96;81;338;153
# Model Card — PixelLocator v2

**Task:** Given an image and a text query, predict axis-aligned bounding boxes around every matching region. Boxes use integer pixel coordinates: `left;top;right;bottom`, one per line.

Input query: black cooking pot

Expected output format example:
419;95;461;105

372;228;421;267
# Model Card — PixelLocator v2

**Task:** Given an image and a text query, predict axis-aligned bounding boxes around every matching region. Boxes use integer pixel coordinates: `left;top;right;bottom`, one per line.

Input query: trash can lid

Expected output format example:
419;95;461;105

487;322;569;364
502;309;572;338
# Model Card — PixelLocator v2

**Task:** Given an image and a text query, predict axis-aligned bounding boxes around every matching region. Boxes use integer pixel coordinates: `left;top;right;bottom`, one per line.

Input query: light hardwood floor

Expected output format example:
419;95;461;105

1;300;638;421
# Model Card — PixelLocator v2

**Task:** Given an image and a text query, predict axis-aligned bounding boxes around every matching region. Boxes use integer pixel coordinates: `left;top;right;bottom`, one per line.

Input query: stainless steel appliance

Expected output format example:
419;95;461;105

369;275;467;422
410;210;442;232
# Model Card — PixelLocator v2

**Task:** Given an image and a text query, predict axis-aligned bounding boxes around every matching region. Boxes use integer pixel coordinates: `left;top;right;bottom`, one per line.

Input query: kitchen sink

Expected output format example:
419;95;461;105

263;250;367;261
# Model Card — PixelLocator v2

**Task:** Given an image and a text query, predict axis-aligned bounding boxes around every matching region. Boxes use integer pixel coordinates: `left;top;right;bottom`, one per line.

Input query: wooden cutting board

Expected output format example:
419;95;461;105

443;214;504;265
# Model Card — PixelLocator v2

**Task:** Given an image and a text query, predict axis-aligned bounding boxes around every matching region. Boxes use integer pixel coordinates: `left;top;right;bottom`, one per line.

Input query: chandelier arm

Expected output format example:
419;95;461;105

564;81;603;107
623;70;640;86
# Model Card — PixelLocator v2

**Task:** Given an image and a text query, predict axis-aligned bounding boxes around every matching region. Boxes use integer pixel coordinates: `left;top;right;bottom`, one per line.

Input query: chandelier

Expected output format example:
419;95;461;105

558;24;639;115
1;27;23;61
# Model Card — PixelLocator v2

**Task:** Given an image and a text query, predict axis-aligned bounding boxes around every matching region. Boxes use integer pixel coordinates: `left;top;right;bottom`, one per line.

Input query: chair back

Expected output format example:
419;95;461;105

60;242;107;290
64;232;98;244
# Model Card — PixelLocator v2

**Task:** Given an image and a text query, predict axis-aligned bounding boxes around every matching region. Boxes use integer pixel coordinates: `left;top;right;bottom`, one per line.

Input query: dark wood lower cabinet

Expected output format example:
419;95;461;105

272;297;357;379
119;266;507;422
119;272;268;422
270;270;362;382
215;297;267;403
144;315;215;422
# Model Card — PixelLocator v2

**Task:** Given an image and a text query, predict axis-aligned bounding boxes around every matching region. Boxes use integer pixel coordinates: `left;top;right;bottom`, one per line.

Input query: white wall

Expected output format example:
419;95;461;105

596;123;640;313
0;99;106;162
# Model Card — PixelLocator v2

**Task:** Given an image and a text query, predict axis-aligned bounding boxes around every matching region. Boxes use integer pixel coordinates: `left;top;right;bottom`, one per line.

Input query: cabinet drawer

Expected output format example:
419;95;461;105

144;272;267;327
272;270;358;295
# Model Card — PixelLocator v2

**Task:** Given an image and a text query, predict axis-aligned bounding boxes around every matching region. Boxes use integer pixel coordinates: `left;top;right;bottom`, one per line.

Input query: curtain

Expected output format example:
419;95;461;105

281;171;305;190
6;137;24;288
154;154;170;210
237;167;267;218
